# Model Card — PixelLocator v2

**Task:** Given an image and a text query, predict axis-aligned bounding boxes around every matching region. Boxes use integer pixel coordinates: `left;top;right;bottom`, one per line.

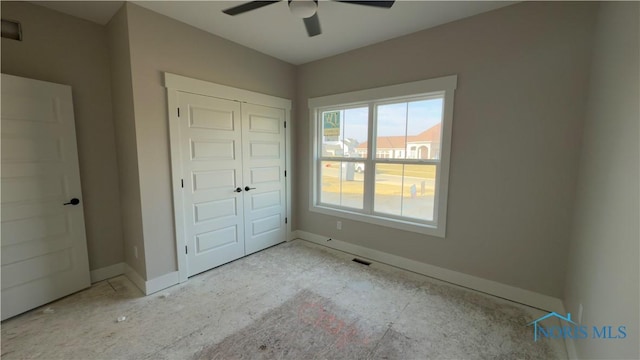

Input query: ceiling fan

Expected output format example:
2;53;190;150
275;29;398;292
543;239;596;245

222;0;395;37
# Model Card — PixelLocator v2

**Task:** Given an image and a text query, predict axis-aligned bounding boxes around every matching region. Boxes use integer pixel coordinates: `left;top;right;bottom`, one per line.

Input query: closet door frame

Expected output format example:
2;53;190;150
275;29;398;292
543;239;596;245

164;73;292;283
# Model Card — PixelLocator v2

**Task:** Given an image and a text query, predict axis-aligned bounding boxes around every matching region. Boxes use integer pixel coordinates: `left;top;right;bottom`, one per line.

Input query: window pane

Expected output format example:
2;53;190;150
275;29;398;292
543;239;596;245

340;162;364;209
401;165;436;221
374;163;403;216
374;164;436;221
374;98;444;160
375;103;407;159
407;98;443;160
320;161;363;209
321;107;368;158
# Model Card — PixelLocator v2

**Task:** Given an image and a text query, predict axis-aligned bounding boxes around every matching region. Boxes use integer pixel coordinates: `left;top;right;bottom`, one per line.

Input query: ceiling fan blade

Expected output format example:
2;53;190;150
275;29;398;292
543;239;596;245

303;13;321;37
334;1;395;8
222;1;282;16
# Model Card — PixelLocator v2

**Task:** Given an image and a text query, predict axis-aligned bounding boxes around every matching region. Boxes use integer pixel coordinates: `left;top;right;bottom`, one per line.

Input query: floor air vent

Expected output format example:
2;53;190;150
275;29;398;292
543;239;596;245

352;258;371;266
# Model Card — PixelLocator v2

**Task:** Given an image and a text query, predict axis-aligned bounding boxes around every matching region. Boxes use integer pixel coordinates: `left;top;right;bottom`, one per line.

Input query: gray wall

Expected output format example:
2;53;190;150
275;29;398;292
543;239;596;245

106;5;147;278
1;1;124;271
564;2;640;359
124;3;297;279
295;2;598;298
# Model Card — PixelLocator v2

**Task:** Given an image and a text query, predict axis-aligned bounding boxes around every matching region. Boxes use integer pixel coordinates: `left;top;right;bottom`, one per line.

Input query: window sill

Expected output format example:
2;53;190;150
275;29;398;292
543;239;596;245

309;204;445;238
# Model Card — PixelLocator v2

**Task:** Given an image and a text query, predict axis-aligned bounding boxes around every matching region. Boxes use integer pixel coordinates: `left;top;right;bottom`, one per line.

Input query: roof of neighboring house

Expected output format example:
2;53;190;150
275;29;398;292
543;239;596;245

374;136;407;149
357;123;441;149
411;123;441;143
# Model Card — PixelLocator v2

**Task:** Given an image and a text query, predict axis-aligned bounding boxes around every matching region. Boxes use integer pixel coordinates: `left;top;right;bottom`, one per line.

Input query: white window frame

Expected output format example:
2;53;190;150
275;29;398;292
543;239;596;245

308;75;457;237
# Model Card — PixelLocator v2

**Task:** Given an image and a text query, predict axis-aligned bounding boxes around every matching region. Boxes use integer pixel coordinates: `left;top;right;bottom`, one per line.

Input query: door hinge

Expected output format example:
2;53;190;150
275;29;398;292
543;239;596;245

284;121;286;128
177;107;180;117
284;170;287;177
285;217;288;224
181;179;184;188
185;245;188;254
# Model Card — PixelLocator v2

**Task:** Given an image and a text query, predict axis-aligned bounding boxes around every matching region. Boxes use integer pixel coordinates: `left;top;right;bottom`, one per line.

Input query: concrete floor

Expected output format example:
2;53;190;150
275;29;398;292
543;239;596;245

1;240;568;359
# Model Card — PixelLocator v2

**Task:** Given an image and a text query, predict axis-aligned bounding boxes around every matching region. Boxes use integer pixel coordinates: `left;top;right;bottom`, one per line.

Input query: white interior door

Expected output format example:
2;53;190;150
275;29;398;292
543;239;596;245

241;103;286;255
1;74;90;320
178;92;246;277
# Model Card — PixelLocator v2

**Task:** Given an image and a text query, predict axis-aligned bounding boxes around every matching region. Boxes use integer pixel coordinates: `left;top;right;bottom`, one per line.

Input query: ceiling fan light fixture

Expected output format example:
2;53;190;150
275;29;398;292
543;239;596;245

288;0;317;18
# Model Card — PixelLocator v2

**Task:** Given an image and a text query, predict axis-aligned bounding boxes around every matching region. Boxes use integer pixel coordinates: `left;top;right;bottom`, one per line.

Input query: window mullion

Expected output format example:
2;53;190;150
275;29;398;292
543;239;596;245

362;102;376;214
404;102;409;159
315;112;322;207
432;162;441;223
374;158;440;165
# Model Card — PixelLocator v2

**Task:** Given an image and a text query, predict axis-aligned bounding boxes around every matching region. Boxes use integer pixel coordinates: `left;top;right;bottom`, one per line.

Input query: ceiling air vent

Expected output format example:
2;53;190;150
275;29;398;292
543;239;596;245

1;19;22;41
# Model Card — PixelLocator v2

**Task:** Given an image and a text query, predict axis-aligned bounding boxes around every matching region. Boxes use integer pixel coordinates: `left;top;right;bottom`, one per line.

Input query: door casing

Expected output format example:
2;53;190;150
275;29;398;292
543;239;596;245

164;73;293;283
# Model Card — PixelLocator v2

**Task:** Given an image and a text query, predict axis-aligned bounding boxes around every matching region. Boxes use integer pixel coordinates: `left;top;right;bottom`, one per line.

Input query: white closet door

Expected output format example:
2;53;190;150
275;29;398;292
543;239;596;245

178;92;246;277
241;103;287;255
1;74;90;320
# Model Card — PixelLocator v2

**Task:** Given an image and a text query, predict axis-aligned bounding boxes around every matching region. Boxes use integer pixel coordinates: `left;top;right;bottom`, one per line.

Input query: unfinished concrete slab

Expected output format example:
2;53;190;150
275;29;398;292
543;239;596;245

1;240;568;359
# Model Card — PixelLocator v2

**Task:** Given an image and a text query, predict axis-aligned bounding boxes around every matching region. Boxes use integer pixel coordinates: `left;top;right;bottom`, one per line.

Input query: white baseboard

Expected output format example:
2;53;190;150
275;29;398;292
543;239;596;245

123;264;179;295
124;264;147;294
145;271;179;295
90;262;125;283
295;230;565;313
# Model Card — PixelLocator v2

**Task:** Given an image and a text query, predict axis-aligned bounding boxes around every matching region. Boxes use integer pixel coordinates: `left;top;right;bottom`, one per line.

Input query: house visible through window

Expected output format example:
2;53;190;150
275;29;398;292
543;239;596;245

309;75;457;237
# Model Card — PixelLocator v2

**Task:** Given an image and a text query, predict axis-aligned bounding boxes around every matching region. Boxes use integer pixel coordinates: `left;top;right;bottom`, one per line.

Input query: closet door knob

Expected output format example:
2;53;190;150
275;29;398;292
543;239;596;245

244;186;256;191
234;187;243;193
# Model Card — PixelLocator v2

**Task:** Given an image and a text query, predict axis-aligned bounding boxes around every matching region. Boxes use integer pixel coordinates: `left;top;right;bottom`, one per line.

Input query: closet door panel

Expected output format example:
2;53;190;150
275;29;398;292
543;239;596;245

178;93;245;277
241;103;287;255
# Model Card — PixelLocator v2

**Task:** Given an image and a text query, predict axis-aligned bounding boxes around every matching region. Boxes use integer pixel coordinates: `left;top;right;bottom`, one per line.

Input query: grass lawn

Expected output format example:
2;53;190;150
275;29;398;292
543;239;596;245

322;163;436;196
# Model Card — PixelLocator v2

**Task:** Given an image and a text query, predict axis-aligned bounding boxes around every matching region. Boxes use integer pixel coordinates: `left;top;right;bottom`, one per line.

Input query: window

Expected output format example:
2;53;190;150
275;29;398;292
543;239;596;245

309;75;456;237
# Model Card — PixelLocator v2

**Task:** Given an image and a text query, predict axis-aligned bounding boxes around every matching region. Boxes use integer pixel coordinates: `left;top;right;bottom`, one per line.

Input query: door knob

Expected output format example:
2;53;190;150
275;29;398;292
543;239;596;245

234;187;243;193
244;186;256;191
63;198;80;206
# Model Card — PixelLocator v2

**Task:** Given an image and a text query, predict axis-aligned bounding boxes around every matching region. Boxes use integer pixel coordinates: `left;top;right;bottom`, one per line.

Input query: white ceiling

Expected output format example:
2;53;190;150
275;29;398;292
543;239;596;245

33;1;514;65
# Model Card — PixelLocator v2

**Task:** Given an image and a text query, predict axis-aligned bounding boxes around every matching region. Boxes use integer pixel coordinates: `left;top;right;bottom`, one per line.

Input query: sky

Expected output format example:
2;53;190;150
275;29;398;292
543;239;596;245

331;97;444;143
